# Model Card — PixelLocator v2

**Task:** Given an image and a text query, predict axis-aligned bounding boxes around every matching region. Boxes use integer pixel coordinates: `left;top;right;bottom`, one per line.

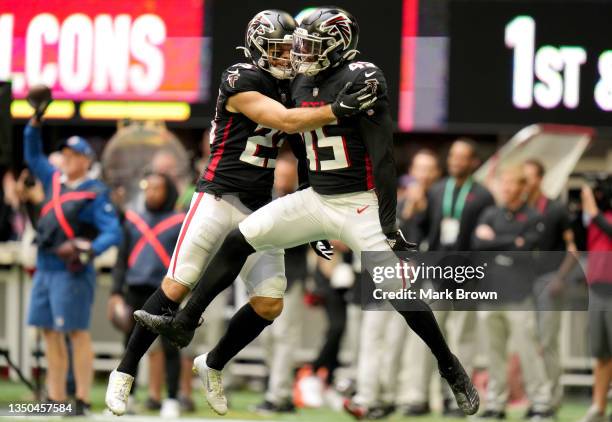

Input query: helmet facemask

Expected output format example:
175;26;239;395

291;28;335;76
291;28;357;76
248;33;294;80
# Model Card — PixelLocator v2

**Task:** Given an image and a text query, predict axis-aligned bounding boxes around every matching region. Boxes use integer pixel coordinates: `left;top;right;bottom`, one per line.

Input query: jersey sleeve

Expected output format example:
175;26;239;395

353;63;396;235
348;62;389;106
219;63;264;98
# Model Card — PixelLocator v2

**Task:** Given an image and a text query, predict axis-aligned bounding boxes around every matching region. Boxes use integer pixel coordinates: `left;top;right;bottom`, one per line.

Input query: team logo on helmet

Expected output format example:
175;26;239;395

319;13;353;49
246;13;275;46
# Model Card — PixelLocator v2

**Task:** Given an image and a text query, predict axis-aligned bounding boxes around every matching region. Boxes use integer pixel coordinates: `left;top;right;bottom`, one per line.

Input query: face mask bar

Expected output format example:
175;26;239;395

291;30;336;76
250;35;294;80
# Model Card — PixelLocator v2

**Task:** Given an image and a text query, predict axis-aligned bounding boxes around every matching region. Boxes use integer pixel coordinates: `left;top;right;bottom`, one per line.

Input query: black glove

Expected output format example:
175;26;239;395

331;82;378;118
385;229;417;252
26;84;52;122
310;240;334;260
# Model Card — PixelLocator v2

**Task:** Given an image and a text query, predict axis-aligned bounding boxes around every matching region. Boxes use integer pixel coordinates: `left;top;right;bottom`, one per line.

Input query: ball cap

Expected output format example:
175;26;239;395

60;136;94;158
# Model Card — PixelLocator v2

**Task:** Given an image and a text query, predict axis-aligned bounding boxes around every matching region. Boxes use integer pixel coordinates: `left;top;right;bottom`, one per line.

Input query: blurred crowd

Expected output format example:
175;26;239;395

1;126;612;421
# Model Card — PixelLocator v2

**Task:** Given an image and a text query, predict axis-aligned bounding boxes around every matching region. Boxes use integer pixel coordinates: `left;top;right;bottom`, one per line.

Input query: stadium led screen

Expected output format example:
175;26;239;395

0;0;210;103
448;0;612;130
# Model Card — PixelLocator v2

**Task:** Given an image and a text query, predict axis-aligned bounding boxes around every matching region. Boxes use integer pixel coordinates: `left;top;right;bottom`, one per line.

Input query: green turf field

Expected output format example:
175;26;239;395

0;379;592;421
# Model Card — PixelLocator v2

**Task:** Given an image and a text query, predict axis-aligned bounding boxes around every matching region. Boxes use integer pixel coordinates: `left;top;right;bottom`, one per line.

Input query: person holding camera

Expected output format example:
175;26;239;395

579;181;612;422
24;92;121;415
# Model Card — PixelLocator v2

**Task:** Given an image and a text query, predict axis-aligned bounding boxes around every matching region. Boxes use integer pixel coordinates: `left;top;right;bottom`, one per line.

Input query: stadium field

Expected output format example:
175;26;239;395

0;379;592;422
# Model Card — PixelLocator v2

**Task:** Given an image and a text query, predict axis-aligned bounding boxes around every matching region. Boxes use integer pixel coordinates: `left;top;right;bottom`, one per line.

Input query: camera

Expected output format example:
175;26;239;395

588;173;612;212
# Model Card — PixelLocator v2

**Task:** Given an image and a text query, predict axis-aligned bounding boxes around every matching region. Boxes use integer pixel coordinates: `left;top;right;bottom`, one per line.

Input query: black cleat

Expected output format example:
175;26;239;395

251;400;296;414
400;403;430;416
133;310;196;348
478;409;506;420
439;355;480;416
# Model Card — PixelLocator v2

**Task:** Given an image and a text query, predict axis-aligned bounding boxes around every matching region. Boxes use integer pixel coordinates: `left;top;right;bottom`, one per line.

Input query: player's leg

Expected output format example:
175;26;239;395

106;192;231;415
330;191;479;415
165;188;328;334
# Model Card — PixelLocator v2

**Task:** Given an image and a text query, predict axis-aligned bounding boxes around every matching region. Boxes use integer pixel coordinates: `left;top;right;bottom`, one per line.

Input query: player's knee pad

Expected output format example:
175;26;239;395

250;274;287;300
249;296;284;321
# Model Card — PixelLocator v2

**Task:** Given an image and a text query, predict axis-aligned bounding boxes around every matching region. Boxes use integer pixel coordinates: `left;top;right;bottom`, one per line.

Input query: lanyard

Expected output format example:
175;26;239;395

442;177;473;219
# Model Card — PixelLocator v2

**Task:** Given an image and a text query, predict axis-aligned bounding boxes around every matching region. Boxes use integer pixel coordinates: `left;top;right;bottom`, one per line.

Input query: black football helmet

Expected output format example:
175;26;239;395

291;7;359;76
243;10;296;80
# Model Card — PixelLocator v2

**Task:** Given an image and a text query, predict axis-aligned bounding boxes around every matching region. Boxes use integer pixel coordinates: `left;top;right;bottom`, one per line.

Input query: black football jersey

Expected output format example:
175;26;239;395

291;61;398;234
291;61;389;195
197;63;290;209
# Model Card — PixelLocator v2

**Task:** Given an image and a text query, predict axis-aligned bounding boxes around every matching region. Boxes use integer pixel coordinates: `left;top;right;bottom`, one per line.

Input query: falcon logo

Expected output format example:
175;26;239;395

319;13;353;49
227;69;240;88
365;78;379;95
246;13;275;46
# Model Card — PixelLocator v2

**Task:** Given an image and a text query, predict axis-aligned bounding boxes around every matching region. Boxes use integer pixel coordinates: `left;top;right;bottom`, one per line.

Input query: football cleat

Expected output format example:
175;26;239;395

133;309;196;348
439;355;480;416
105;370;134;416
193;353;228;415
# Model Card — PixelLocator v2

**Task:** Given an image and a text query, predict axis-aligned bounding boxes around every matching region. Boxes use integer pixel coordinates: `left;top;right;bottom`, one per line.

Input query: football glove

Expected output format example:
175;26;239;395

385;229;417;252
310;240;334;260
331;82;378;118
26;84;52;122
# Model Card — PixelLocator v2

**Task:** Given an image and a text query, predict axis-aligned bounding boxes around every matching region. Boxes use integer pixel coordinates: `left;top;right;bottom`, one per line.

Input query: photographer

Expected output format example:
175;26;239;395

24;93;121;415
579;180;612;422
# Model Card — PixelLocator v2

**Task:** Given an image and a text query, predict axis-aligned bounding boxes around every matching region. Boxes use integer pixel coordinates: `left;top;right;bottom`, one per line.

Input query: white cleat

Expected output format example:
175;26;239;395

105;369;134;416
160;398;181;418
193;353;228;415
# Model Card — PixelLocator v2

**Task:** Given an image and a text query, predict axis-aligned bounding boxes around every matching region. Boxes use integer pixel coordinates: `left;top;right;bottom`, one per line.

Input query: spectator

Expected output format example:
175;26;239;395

473;166;552;420
578;181;612;422
108;173;184;417
24;118;122;415
403;139;494;417
349;149;443;419
524;159;577;411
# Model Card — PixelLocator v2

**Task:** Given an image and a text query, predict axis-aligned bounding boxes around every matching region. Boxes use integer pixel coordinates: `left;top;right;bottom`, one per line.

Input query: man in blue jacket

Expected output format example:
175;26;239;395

24;116;121;415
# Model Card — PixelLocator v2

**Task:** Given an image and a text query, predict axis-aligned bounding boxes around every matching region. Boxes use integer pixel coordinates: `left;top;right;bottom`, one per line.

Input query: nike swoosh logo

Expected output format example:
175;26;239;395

365;71;376;77
339;102;355;109
357;205;370;214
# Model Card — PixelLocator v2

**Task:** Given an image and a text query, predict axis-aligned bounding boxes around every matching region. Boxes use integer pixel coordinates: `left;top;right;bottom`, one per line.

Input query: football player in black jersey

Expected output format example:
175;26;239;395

136;7;479;417
105;9;376;416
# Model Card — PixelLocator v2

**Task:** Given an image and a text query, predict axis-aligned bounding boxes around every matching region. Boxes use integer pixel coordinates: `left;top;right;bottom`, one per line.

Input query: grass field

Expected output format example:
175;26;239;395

0;379;592;421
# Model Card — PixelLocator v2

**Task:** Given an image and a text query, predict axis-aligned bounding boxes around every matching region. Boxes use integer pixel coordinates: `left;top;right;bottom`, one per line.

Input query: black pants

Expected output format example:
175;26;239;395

311;268;348;384
124;285;180;399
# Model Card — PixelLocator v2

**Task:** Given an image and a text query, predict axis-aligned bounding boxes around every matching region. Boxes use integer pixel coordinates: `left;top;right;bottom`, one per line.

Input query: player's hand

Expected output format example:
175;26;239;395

26;84;52;124
310;240;334;260
331;82;377;118
385;229;417;252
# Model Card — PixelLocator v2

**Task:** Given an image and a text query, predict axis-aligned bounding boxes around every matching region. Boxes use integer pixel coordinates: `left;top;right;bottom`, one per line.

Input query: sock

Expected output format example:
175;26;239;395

117;288;179;376
176;229;254;328
161;337;180;400
206;303;272;370
391;299;454;369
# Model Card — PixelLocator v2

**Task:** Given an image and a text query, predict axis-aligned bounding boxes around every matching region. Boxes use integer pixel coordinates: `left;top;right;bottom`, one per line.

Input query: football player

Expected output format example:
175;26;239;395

104;9;376;416
136;7;479;418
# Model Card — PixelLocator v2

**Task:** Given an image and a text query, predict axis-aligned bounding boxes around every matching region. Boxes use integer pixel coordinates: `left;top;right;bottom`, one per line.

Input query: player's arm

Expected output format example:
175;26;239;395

90;191;123;256
359;99;397;236
227;91;335;134
23;120;56;188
